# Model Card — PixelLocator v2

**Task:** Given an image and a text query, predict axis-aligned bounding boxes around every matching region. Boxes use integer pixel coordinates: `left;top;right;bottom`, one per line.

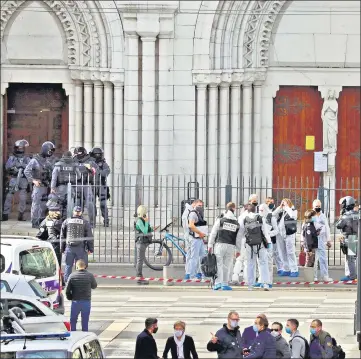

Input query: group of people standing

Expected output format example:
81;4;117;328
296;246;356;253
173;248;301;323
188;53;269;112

2;139;110;228
180;193;358;290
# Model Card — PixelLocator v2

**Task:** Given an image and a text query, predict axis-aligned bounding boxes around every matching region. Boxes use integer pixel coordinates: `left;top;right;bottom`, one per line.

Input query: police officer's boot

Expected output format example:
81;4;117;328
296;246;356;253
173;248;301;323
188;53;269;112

1;214;9;221
18;212;26;221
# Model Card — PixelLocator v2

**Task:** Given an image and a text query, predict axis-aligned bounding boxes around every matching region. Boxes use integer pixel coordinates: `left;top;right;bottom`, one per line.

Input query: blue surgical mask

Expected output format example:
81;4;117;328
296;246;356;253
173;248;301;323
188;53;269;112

285;327;292;335
311;216;316;222
252;325;259;333
174;330;183;337
310;328;317;335
230;320;238;328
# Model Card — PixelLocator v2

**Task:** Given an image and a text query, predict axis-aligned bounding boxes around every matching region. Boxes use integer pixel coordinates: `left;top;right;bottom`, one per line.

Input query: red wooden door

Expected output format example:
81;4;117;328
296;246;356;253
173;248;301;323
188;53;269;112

6;83;68;158
273;86;323;215
336;87;361;208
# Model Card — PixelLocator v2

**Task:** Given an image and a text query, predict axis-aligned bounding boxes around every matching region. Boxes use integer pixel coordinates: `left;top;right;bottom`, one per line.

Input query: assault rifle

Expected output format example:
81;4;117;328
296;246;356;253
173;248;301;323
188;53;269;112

14;168;23;192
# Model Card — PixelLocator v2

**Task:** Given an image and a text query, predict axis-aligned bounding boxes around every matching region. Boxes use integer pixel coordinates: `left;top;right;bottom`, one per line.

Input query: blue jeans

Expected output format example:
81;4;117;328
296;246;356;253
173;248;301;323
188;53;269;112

188;237;205;278
64;246;88;283
70;300;91;331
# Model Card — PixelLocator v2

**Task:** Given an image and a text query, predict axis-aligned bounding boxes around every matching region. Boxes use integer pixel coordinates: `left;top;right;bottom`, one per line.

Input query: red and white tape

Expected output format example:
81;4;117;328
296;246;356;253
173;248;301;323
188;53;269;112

93;275;357;286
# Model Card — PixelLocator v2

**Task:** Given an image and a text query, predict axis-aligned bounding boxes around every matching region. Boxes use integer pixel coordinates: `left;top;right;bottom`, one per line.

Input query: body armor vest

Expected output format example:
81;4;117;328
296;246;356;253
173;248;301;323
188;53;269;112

338;210;359;236
216;217;239;246
45;219;62;243
55;160;77;185
77;156;94;184
33;155;52;184
66;217;85;246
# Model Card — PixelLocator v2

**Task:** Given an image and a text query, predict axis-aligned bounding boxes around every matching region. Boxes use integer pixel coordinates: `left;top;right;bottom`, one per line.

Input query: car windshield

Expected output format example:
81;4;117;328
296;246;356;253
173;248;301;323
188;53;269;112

16;350;67;358
19;248;57;279
28;279;48;299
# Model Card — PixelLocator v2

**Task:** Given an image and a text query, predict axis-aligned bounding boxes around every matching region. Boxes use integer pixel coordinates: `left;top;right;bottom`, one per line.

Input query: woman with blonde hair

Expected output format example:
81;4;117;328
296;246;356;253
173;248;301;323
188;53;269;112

273;198;299;277
163;321;198;359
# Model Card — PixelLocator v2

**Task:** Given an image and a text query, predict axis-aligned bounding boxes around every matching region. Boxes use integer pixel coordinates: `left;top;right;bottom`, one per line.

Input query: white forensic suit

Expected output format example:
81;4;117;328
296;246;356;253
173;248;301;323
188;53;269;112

208;210;243;290
181;203;193;276
273;205;299;275
313;212;332;281
259;204;279;286
238;210;272;290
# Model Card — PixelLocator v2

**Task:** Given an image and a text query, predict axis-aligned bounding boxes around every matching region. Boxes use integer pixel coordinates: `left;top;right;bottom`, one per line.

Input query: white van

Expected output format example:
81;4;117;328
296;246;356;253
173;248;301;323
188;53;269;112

0;235;64;314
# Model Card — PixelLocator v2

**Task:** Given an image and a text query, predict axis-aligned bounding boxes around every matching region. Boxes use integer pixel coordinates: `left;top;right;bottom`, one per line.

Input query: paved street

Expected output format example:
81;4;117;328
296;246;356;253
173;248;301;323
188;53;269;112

63;288;359;358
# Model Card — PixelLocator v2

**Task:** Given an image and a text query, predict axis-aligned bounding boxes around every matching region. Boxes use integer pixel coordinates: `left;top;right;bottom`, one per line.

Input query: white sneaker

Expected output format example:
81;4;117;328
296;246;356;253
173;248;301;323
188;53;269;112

323;276;333;281
314;277;318;281
263;283;270;291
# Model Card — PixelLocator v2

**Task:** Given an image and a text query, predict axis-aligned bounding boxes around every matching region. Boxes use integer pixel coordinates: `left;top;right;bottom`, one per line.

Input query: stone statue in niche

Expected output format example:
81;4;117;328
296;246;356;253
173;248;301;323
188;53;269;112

321;89;339;153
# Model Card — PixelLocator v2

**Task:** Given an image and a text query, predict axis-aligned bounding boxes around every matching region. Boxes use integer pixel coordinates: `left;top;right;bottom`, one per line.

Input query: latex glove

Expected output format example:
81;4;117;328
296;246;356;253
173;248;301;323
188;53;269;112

267;243;272;249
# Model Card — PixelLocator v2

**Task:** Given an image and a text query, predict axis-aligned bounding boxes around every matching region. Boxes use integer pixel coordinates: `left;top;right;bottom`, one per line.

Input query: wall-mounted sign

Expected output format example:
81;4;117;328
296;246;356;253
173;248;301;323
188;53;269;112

305;136;315;150
314;152;328;172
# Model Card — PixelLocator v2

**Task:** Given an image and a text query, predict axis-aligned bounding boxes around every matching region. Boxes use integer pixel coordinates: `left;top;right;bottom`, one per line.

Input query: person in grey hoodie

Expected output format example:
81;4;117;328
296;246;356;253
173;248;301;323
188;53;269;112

271;322;291;359
286;319;307;359
207;311;243;358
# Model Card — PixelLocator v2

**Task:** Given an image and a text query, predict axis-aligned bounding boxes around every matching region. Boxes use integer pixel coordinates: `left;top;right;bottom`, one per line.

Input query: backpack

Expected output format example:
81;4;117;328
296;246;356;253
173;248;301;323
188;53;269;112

284;212;297;235
290;335;310;359
201;253;217;284
266;213;277;244
320;336;345;359
244;215;264;247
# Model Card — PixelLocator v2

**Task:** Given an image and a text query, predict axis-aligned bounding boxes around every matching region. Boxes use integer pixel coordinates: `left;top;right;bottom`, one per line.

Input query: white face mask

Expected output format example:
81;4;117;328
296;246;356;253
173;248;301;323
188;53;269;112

271;331;280;337
174;330;183;337
230;320;238;328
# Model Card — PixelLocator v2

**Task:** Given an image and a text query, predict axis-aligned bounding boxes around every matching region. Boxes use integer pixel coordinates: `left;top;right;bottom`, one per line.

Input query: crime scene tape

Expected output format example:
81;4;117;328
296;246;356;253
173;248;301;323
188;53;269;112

93;275;358;286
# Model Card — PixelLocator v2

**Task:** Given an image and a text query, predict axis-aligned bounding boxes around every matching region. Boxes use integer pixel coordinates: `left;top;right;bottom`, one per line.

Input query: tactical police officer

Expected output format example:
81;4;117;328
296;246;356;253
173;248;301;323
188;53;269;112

50;151;81;218
208;202;243;291
43;141;57;168
60;206;94;283
336;196;359;281
24;142;55;227
89;147;110;227
2;139;31;221
36;203;63;268
73;147;98;227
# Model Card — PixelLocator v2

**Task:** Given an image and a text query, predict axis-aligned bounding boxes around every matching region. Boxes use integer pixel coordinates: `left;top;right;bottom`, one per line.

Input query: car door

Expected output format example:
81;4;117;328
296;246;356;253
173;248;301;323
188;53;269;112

6;299;45;317
0;280;11;292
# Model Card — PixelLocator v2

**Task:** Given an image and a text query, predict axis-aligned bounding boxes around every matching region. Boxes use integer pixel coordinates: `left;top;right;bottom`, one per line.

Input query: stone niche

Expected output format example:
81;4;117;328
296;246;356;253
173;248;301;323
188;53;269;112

268;0;360;67
2;1;67;65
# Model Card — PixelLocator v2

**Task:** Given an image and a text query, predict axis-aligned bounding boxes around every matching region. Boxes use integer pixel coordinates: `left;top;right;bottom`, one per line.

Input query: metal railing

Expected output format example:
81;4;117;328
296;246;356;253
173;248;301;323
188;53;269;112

63;174;360;265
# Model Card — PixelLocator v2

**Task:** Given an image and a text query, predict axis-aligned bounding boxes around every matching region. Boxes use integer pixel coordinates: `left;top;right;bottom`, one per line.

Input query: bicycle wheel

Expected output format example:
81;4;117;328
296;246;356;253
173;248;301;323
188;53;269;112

144;240;173;271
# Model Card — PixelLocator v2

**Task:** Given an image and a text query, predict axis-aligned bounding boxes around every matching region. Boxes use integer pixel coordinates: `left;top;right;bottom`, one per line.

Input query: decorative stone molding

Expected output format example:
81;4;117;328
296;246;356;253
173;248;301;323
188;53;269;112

70;67;125;84
258;0;287;67
1;82;9;95
318;86;342;100
0;0;102;67
115;2;178;15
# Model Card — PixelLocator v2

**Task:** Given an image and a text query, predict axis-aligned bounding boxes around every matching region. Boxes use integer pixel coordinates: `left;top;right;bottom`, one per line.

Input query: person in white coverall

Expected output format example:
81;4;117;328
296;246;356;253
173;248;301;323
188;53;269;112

182;202;194;278
238;203;272;291
311;199;332;281
208;202;243;291
273;198;299;277
256;203;279;288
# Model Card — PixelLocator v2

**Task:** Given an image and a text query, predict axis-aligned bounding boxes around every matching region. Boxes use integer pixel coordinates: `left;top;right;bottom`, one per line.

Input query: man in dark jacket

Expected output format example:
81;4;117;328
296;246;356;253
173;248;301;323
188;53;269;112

243;316;276;359
242;313;271;349
65;259;97;332
134;318;160;359
207;311;243;358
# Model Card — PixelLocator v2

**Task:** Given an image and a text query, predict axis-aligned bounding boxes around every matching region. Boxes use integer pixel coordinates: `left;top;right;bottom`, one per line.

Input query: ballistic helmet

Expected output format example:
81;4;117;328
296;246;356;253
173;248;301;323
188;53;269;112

90;147;103;161
73;146;87;159
41;141;56;157
339;196;356;212
14;139;29;154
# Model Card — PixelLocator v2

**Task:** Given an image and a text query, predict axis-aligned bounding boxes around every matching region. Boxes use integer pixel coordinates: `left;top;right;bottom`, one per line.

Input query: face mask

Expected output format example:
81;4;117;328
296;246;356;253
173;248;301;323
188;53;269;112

230;320;238;328
252;202;258;207
310;328;317;335
252;325;259;333
174;330;183;337
271;331;280;337
153;327;158;334
285;327;292;335
268;204;275;210
311;216;316;222
196;206;204;215
314;207;321;213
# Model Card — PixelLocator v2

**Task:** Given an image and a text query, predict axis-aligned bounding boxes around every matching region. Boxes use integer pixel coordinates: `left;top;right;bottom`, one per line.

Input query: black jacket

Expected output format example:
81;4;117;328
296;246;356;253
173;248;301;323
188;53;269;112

134;329;158;359
163;335;198;359
65;269;97;301
302;222;319;250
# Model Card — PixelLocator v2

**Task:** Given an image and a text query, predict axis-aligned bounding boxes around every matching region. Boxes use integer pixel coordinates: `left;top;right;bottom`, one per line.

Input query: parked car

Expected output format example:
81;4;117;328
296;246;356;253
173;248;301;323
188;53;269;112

1;292;70;333
0;235;64;314
0;273;54;309
0;331;105;358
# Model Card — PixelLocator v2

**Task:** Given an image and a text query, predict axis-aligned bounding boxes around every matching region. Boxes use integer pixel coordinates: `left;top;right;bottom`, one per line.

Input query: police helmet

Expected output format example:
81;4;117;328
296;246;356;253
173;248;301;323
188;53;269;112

72;206;83;217
339;196;356;211
14;139;29;154
62;151;73;160
41;141;56;157
73;146;87;159
46;193;61;209
90;147;103;161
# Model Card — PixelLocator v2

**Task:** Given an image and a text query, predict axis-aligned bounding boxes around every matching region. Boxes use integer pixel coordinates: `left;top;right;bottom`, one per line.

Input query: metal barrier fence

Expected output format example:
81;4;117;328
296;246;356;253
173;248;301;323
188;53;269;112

64;174;360;265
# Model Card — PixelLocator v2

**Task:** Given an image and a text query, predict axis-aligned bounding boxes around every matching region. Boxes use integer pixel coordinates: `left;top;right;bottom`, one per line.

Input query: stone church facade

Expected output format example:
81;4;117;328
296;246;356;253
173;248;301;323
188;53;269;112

1;1;360;209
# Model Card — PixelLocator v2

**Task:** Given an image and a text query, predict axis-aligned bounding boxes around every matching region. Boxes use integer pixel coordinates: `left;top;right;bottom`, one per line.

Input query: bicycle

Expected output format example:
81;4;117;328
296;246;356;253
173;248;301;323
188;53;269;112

143;221;187;271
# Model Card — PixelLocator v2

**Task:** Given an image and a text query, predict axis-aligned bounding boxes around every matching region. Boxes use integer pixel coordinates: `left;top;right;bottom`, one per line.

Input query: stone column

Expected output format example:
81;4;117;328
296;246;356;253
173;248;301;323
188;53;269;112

196;84;207;179
93;81;103;148
74;81;83;146
242;81;253;201
253;81;263;180
219;83;230;186
208;83;218;207
103;82;113;189
140;36;157;177
83;81;93;149
113;83;124;207
124;34;139;178
230;82;241;198
68;91;75;148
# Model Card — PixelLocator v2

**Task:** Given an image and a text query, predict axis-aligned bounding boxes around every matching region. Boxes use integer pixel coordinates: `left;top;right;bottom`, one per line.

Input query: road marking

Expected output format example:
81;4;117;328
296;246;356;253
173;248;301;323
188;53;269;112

98;320;132;347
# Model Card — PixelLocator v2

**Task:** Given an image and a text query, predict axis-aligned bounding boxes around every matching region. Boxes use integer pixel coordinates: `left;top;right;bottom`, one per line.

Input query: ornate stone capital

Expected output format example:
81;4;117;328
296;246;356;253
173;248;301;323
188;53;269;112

253;68;267;86
231;70;244;84
318;86;342;99
220;70;232;84
192;71;211;86
109;69;125;85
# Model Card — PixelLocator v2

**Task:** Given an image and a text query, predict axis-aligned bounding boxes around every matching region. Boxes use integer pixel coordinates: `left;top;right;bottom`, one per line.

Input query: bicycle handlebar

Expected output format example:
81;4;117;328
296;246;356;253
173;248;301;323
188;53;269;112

159;221;174;233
